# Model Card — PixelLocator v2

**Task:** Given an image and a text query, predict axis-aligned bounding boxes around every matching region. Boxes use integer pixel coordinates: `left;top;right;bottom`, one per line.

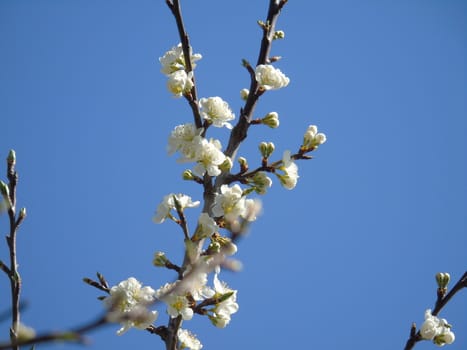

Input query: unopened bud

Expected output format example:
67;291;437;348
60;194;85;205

219;157;233;172
259;142;275;159
16;322;36;342
7;150;16;166
262;112;280;128
240;88;249;101
238;157;248;173
182;169;195;181
436;272;451;289
273;30;285;40
19;207;27;220
153;251;169;267
0;180;9;198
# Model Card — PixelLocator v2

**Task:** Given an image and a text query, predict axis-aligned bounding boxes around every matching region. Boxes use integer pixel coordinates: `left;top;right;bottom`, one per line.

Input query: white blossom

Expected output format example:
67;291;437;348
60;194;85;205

103;277;158;335
192;212;219;240
243;198;261;222
199;97;235;129
167;123;203;160
159;43;202;75
420;309;455;346
276;150;299;190
155;282;193;320
181;268;215;301
178;328;203;350
166;70;193;97
208;269;239;328
212;184;247;221
153;193;200;224
255;64;290;90
192;137;226;177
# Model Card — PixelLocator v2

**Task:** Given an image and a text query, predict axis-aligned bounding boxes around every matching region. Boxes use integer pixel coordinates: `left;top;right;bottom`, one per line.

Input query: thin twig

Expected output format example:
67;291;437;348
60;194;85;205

0;315;108;350
224;0;286;160
1;150;23;350
166;0;202;130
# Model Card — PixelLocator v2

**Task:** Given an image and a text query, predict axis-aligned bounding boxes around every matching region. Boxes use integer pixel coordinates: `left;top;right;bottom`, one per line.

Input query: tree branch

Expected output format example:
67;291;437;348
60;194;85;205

163;2;288;349
0;315;108;350
404;271;467;350
224;0;286;160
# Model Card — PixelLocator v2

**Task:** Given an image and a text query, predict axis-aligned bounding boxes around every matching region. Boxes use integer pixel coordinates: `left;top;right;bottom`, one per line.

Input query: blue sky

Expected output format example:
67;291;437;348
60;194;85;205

1;1;466;349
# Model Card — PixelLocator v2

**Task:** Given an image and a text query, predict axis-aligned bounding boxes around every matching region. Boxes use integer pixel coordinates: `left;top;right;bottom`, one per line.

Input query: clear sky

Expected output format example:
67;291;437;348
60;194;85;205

1;1;466;349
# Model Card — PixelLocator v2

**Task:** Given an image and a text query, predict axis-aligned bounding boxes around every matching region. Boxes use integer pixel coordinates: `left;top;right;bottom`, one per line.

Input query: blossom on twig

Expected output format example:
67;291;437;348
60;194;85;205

103;277;158;335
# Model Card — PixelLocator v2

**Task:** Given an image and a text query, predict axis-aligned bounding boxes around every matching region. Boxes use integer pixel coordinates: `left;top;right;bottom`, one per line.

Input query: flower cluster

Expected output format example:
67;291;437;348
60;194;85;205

420;309;455;346
103;268;238;342
211;184;258;223
102;33;327;350
167;123;230;176
103;277;158;335
159;43;202;97
207;269;239;328
301;125;327;151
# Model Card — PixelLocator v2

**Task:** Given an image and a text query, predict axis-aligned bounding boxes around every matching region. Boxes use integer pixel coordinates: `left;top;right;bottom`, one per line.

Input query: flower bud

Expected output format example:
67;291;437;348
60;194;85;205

436;272;450;289
248;172;272;195
182;169;195;181
262;112;280;128
16;322;36;341
237;157;248;173
240;88;249;101
219;157;233;172
7;149;16;166
259;142;275;159
19;207;27;220
0;180;9;199
273;30;285;40
153;251;169;267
